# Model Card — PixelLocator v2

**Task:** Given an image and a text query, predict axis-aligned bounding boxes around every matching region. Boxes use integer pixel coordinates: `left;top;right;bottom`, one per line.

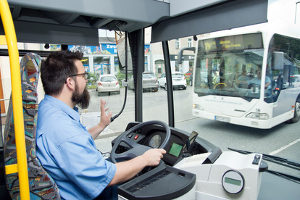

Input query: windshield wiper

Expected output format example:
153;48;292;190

211;91;230;96
228;147;300;170
267;170;300;184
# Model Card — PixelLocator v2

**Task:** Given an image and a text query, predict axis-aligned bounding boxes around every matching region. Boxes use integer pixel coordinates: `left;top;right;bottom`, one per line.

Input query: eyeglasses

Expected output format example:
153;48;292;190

70;72;89;80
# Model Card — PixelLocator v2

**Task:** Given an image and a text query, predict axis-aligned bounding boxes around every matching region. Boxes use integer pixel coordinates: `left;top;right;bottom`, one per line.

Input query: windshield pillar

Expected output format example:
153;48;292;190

162;41;175;127
129;29;144;122
260;40;269;101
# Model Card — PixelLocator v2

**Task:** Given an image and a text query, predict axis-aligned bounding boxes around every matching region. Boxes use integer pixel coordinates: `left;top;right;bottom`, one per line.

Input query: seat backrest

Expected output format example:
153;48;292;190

4;53;60;199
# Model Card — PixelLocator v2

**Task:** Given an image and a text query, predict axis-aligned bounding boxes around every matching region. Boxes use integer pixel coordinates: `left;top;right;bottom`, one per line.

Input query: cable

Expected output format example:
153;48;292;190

111;31;128;122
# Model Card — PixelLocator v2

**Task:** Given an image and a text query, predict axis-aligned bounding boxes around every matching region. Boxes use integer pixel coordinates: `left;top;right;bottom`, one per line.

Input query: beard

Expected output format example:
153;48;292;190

71;83;90;109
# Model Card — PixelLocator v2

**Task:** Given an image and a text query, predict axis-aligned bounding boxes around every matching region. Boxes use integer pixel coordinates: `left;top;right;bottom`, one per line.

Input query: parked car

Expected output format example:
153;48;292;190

96;74;120;96
128;72;159;92
158;72;187;90
292;74;300;87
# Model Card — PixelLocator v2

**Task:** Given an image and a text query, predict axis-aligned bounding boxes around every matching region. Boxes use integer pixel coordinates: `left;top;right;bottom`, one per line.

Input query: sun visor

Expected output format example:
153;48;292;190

151;0;268;43
0;21;99;46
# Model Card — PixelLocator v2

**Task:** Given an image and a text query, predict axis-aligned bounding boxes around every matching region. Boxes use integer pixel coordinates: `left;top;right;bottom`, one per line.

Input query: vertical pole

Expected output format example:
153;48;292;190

0;0;30;199
162;41;175;127
129;29;144;122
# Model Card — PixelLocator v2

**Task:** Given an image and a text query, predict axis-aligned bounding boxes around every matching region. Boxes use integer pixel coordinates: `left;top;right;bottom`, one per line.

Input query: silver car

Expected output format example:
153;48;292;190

96;74;120;96
128;72;159;92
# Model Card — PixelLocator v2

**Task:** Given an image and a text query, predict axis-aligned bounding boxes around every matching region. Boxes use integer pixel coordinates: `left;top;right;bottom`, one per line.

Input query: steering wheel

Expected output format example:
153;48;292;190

110;120;171;163
248;83;260;93
214;82;227;89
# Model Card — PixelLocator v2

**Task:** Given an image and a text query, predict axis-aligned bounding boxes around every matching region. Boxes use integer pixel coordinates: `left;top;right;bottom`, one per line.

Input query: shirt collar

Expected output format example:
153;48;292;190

44;95;80;121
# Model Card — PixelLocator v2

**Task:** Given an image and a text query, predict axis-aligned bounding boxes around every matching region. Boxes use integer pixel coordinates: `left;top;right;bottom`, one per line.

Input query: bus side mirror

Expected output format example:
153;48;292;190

178;47;196;64
272;51;284;70
116;35;133;72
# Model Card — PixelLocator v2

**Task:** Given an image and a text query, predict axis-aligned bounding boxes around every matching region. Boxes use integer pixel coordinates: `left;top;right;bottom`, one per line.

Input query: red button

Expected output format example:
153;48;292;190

134;134;139;140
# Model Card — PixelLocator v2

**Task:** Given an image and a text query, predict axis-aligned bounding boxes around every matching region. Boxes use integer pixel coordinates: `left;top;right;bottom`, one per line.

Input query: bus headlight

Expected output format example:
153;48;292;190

246;112;269;120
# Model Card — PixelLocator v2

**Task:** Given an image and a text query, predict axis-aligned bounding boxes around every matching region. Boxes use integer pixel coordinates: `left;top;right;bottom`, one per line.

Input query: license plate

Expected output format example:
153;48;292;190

214;115;230;122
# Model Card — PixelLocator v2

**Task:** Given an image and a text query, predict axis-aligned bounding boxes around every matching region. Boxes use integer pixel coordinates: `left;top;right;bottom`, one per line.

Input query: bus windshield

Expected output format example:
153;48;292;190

194;33;265;100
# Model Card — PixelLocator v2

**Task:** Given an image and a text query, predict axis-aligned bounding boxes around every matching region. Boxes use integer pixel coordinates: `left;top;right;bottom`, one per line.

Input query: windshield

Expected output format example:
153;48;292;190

194;33;264;100
2;29;298;194
2;2;300;199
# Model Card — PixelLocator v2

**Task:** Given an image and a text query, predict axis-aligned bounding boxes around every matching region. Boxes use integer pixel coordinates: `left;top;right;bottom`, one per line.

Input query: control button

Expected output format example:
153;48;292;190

134;134;139;140
252;154;261;165
128;133;133;138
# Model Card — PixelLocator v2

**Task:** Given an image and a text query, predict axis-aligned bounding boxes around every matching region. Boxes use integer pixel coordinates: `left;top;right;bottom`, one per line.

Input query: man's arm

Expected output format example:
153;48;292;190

265;76;271;88
88;99;112;139
108;148;166;185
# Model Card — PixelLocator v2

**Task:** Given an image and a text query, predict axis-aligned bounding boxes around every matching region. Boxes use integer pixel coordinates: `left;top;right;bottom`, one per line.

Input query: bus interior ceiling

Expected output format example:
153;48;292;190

0;0;268;46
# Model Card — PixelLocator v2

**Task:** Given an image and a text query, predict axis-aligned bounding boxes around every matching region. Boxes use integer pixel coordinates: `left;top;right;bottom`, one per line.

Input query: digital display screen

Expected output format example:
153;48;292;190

169;143;183;157
225;177;241;186
199;33;263;53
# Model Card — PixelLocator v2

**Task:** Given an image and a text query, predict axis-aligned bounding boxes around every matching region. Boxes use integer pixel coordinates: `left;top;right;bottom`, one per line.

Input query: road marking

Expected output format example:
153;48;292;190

269;138;300;155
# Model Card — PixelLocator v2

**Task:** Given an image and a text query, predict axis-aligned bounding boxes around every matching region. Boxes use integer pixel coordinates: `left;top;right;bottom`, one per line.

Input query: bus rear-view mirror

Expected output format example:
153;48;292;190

272;51;284;70
116;36;133;72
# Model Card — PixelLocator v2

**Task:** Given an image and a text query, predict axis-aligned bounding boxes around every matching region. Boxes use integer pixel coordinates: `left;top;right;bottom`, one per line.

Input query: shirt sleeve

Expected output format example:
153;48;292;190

52;134;116;199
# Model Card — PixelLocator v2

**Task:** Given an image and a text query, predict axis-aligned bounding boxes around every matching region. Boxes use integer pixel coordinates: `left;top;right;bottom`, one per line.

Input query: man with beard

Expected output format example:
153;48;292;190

36;51;166;200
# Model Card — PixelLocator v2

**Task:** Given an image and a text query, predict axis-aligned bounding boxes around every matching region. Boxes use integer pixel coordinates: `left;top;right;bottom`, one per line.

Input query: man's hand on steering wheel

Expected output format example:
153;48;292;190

141;149;166;166
110;120;171;163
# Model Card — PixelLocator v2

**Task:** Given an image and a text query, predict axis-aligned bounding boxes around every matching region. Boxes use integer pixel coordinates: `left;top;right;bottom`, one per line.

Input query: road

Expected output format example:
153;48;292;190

81;86;300;176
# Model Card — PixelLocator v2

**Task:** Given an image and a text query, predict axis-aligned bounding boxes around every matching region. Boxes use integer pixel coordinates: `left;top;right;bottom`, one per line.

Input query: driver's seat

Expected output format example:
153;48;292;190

3;53;60;199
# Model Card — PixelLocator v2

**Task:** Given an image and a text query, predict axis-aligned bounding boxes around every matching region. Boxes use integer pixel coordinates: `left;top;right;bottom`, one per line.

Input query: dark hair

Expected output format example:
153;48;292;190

41;51;83;95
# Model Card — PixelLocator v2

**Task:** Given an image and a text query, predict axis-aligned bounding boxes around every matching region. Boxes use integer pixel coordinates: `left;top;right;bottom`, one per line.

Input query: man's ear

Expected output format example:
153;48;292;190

65;77;75;91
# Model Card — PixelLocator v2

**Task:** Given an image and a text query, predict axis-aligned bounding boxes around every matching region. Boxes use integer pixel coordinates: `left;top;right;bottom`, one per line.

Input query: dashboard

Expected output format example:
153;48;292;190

111;121;221;167
142;129;187;165
112;121;222;200
112;122;189;166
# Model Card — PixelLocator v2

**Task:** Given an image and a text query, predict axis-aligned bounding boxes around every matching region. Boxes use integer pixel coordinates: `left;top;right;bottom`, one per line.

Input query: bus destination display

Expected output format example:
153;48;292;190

199;33;263;53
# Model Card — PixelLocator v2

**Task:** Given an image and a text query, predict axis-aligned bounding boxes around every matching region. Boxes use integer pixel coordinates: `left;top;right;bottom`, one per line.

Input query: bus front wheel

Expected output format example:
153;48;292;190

288;100;300;123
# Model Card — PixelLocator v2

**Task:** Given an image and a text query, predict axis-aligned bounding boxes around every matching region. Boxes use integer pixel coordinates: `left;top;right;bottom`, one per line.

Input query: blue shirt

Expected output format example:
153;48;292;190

249;76;272;90
36;95;116;200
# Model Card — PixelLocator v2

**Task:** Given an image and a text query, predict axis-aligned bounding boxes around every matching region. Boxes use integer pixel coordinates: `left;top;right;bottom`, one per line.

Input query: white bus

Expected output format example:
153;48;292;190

192;23;300;129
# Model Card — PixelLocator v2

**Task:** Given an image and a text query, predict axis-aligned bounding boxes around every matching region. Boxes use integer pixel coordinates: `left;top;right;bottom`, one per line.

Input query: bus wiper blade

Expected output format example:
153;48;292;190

267;170;300;184
228;147;300;170
211;91;230;96
228;147;252;154
262;154;300;169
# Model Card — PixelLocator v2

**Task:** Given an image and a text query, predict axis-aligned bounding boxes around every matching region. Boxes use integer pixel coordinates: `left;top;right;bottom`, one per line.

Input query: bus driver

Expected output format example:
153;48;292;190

36;51;166;200
248;67;271;95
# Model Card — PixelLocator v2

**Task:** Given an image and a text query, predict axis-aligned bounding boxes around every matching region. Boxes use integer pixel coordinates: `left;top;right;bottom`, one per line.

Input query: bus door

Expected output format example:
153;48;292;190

270;52;298;118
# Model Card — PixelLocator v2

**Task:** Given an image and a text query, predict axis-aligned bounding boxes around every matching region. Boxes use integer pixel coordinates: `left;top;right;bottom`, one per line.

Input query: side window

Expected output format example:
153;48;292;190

269;34;300;92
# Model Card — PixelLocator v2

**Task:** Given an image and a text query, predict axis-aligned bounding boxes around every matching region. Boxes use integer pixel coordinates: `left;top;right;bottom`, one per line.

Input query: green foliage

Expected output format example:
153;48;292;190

87;85;97;89
116;71;132;87
87;72;98;87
